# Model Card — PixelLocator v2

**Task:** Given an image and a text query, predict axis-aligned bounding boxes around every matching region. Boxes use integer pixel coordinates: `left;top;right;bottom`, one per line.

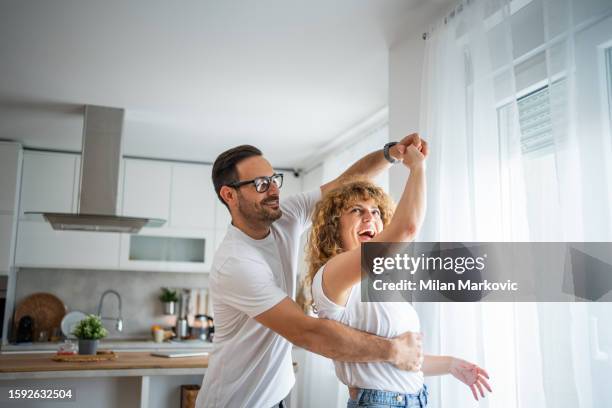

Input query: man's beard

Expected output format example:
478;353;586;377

237;192;282;224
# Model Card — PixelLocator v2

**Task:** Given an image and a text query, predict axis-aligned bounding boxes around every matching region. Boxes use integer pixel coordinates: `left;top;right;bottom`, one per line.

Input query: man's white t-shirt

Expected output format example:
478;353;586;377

196;190;320;408
311;264;424;394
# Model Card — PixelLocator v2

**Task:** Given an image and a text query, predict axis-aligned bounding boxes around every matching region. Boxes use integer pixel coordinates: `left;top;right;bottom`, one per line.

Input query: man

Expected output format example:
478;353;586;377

197;135;424;408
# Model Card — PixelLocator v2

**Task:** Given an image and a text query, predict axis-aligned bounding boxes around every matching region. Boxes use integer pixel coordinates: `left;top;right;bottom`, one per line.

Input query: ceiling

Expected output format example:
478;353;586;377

0;0;451;169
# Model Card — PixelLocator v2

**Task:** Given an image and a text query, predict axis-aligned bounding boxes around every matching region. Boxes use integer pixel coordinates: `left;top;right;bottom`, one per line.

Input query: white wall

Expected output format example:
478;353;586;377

388;36;426;202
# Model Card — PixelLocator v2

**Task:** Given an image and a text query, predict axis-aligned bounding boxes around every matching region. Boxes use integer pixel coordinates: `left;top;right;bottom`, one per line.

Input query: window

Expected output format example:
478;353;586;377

497;79;568;240
516;80;567;156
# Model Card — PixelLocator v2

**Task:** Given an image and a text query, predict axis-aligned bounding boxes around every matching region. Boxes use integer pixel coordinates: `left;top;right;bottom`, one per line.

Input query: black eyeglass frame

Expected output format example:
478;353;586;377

227;173;284;193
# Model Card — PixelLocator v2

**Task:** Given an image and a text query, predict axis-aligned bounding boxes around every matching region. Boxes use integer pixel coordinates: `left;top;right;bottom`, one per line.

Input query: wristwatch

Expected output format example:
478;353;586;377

383;142;400;164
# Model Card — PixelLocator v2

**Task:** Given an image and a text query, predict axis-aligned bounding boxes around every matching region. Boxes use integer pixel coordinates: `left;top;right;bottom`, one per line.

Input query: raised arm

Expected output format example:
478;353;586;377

320;133;422;195
377;142;427;242
255;297;423;371
322;140;428;305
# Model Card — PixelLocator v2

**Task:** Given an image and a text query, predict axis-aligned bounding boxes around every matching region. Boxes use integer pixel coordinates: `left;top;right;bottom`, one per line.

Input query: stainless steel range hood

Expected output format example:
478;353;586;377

26;105;165;233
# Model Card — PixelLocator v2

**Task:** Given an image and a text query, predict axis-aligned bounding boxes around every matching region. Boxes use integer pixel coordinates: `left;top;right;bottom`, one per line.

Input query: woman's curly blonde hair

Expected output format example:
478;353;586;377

298;178;395;313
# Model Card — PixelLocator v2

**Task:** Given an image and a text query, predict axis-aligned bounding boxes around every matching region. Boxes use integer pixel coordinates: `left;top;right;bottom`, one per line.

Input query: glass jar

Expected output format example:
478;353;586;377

57;340;77;355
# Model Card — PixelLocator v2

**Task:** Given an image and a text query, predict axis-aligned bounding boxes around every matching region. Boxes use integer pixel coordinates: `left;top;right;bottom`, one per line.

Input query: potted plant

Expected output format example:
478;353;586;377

72;314;108;355
160;287;179;315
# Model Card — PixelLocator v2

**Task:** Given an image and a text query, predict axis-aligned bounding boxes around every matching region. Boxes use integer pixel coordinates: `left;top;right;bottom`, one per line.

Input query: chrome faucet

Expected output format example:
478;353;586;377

97;289;123;332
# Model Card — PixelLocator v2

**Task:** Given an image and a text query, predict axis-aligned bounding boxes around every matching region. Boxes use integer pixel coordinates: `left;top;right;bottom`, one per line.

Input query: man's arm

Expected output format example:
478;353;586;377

320;133;421;195
255;297;422;371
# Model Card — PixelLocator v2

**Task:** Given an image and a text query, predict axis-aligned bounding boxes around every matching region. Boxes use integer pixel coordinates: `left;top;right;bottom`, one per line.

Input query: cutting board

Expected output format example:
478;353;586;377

14;292;67;339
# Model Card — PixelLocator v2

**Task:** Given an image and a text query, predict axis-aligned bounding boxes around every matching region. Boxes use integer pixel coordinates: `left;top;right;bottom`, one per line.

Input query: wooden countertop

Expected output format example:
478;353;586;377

0;352;208;373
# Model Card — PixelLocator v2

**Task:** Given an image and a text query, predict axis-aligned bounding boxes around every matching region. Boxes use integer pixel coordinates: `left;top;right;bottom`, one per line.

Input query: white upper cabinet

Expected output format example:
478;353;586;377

119;160;216;271
122;159;171;221
15;220;121;269
16;150;119;270
0;143;22;213
169;163;215;229
0;215;15;274
0;142;22;274
13;151;304;272
20;151;79;215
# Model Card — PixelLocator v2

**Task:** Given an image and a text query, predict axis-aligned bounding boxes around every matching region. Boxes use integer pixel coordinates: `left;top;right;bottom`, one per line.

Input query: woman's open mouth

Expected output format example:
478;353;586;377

357;229;376;241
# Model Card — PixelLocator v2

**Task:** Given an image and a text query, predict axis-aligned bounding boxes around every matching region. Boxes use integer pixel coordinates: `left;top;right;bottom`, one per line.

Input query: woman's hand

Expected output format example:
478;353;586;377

401;143;427;171
449;357;492;400
395;135;428;171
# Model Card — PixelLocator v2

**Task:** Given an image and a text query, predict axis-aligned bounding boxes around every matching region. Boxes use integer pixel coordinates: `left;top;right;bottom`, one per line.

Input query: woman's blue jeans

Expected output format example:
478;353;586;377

347;384;428;408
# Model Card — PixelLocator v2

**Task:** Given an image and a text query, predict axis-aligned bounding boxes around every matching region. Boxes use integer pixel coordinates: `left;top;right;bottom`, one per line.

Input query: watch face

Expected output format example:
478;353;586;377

384;143;399;163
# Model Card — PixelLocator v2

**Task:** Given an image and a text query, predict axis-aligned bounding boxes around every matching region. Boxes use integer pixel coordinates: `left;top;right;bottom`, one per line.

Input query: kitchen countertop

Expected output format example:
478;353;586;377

1;339;214;354
0;351;210;380
0;351;298;381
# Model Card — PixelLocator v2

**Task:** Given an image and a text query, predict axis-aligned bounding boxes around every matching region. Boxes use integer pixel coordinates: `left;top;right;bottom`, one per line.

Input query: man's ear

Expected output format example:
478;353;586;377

220;185;235;208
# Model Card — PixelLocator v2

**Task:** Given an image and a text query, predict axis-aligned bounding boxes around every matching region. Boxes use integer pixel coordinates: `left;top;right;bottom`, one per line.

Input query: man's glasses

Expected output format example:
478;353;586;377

228;173;284;193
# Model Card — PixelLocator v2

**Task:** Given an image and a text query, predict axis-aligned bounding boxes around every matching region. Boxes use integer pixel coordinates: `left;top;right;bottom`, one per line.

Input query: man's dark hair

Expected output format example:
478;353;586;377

212;144;262;208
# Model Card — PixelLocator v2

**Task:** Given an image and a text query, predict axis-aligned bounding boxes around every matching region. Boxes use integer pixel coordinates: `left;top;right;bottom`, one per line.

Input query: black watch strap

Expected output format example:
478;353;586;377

384;142;400;164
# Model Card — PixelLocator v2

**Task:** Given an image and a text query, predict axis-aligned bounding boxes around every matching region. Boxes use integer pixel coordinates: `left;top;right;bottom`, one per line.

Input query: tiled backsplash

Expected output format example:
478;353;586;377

13;268;209;340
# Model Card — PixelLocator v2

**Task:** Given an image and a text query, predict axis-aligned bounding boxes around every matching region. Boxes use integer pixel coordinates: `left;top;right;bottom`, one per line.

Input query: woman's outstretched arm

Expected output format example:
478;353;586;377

422;355;493;400
322;139;428;306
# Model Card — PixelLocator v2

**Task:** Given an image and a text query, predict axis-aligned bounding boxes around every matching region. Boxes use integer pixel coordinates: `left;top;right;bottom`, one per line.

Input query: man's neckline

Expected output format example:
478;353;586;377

229;222;273;243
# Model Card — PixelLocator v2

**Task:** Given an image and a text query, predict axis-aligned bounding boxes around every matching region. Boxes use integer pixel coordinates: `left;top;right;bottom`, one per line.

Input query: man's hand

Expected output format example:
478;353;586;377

390;133;426;160
399;133;422;150
389;331;423;371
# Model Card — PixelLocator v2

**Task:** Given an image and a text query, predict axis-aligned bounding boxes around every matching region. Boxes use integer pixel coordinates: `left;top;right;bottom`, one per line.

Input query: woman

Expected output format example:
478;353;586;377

306;138;492;407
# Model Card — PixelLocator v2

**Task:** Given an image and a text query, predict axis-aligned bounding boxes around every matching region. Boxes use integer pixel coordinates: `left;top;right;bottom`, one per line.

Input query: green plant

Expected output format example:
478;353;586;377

72;315;108;340
159;287;179;303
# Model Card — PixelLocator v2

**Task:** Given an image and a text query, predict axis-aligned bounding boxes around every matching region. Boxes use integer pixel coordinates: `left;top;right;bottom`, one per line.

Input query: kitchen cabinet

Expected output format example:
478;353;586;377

169;163;215;229
119;160;215;272
0;352;206;408
122;159;171;221
0;143;22;213
19;151;79;215
0;351;298;408
13;151;304;272
15;150;120;270
122;159;216;230
119;228;213;272
0;215;15;274
0;142;22;275
15;220;121;269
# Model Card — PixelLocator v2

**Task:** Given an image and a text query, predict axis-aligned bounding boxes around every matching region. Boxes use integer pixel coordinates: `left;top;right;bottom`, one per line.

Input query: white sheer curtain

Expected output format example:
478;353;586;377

418;0;612;406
